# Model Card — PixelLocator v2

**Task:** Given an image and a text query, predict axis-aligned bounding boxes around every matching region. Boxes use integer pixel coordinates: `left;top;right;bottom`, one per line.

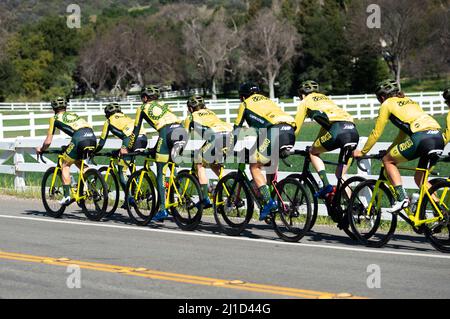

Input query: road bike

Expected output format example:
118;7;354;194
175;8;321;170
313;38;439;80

283;143;365;239
39;148;108;221
348;150;450;252
125;147;204;229
213;161;312;242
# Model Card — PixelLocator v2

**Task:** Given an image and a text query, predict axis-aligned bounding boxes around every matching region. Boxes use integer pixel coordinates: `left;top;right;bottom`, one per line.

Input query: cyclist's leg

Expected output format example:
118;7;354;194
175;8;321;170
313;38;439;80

310;128;333;194
386;136;416;207
414;132;445;194
60;141;78;203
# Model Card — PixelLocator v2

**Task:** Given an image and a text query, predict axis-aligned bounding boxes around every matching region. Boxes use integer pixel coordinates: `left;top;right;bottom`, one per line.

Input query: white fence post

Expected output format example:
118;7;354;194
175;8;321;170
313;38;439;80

0;114;3;139
30;112;35;137
14;138;26;190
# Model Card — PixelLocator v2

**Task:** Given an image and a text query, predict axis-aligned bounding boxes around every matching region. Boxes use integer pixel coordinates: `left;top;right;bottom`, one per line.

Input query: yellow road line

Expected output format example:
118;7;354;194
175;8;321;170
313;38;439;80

0;251;365;299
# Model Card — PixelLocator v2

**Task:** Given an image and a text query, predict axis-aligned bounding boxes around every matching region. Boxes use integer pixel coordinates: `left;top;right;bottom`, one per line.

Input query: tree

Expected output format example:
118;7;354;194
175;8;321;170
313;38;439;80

182;8;241;99
243;9;300;99
295;0;353;95
348;0;445;90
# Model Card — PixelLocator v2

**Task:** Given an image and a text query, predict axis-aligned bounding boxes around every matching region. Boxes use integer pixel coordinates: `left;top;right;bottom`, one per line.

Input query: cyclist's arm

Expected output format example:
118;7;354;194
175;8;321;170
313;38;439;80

445;113;450;145
38;117;55;153
234;102;246;128
361;103;390;155
128;106;144;150
294;103;308;136
95;121;110;153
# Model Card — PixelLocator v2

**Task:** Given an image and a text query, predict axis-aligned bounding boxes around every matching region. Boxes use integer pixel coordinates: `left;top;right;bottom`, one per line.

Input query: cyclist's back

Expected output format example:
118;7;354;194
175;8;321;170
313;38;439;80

186;108;233;136
235;94;296;129
295;92;354;132
49;110;96;164
362;96;442;156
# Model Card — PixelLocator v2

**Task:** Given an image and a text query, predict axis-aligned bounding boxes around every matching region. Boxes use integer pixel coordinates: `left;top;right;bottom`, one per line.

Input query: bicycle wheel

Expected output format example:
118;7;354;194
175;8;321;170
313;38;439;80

79;169;108;221
287;173;318;231
332;176;367;240
99;167;120;217
126;169;157;226
41;167;66;218
348;180;397;247
213;172;254;236
272;177;312;242
420;180;450;253
170;171;203;231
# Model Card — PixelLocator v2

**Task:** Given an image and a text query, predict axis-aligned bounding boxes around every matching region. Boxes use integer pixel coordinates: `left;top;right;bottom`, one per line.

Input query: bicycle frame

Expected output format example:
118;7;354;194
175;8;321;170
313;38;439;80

50;155;89;202
365;165;446;228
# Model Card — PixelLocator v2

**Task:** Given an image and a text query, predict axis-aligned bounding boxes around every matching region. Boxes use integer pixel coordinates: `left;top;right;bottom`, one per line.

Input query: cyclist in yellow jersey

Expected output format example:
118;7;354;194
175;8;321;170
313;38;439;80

36;97;96;206
235;83;296;221
443;88;450;145
123;86;186;222
354;80;445;212
184;95;234;208
295;81;360;198
96;103;148;203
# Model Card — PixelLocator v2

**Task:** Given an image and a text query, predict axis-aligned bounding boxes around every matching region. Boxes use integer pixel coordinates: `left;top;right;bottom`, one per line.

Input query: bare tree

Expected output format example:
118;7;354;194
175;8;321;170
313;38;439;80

242;9;300;99
79;17;183;96
348;0;444;90
182;8;241;99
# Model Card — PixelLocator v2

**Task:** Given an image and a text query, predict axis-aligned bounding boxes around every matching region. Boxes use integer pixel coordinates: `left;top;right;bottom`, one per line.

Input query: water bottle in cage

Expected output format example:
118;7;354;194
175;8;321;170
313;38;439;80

409;193;420;213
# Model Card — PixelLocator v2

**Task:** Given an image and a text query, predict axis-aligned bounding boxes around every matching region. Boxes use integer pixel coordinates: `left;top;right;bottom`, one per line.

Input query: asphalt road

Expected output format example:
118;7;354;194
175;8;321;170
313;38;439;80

0;195;449;299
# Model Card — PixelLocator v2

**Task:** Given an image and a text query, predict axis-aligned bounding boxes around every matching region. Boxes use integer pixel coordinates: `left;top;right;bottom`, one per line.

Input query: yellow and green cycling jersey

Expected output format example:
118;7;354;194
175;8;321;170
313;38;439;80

444;112;450;145
294;93;354;136
362;96;442;155
48;111;91;136
100;113;145;140
129;100;182;149
184;108;233;136
97;112;146;151
234;94;296;129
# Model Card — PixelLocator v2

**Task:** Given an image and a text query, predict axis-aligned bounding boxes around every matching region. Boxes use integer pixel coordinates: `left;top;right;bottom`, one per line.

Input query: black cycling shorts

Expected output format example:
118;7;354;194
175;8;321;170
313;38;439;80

314;121;360;152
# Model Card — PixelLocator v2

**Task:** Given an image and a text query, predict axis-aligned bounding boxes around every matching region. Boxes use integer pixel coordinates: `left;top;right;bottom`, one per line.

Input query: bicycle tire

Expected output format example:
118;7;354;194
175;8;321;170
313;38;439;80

347;179;397;248
170;171;203;231
332;176;367;240
98;167;120;217
287;173;318;231
272;177;312;242
41;167;66;218
79;168;109;221
125;169;157;226
420;180;450;253
213;172;254;236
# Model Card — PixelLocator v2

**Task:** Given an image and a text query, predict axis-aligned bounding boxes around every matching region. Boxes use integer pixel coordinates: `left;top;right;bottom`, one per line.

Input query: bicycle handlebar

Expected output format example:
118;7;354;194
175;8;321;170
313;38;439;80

38;150;64;164
355;151;387;172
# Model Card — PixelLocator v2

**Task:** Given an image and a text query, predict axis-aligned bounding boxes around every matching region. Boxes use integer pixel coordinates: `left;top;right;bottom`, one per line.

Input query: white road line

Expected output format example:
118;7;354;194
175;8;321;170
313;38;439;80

1;213;450;260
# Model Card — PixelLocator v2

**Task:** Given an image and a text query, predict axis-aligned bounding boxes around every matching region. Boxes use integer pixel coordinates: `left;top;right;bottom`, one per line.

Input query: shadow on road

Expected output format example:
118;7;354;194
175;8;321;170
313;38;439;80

22;209;436;254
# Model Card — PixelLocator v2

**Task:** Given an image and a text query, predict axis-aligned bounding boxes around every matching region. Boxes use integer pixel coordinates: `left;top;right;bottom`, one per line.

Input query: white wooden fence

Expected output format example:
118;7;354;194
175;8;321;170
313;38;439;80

1;136;448;191
0;94;447;139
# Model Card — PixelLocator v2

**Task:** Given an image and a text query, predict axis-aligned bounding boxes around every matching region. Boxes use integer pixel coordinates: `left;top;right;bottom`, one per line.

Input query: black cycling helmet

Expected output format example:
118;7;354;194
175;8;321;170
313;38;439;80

51;97;67;112
443;88;450;104
104;103;122;118
375;79;400;101
187;95;205;112
141;85;160;100
298;80;319;96
239;83;261;101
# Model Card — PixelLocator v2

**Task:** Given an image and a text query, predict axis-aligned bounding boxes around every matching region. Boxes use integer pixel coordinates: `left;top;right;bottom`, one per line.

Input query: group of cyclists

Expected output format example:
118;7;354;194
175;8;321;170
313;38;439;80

36;80;450;225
